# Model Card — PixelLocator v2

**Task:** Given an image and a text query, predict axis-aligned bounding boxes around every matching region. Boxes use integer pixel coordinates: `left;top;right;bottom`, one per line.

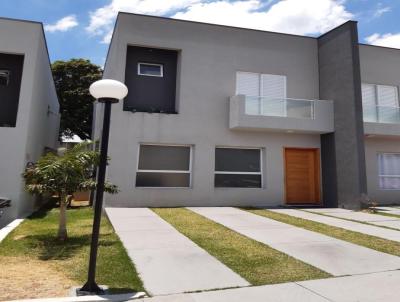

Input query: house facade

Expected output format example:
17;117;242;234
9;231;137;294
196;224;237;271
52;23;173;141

0;18;60;227
94;13;400;209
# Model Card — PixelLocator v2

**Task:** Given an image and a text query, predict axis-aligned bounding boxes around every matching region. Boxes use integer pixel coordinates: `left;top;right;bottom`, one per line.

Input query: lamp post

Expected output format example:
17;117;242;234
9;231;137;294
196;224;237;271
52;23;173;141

79;79;128;295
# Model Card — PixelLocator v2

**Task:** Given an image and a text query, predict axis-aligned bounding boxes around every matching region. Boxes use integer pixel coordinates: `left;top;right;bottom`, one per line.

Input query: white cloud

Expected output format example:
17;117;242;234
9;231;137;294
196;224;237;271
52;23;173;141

173;0;353;36
373;4;391;18
87;0;353;43
366;33;400;49
86;0;200;43
44;15;79;33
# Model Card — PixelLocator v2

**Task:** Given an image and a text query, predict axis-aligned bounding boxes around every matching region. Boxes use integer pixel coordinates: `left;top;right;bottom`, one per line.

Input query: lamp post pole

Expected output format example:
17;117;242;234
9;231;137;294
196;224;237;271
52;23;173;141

80;99;112;294
79;80;128;295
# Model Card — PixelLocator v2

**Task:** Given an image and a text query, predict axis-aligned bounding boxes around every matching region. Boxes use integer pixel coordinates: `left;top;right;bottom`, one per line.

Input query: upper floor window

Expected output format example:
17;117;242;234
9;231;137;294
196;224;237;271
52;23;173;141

0;70;10;86
236;72;287;116
236;72;286;98
138;62;163;77
378;153;400;190
362;83;399;123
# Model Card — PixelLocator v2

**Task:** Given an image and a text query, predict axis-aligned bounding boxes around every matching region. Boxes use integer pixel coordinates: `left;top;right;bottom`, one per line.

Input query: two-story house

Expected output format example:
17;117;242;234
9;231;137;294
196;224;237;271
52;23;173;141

0;17;60;227
94;13;400;210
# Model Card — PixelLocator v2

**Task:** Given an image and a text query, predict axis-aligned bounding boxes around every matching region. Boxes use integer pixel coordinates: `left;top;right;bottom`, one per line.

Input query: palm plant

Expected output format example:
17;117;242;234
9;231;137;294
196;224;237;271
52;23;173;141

23;142;118;240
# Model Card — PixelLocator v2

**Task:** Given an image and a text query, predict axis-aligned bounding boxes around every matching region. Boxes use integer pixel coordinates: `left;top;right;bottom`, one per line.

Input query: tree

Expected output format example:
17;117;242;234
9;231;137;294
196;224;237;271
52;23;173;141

23;142;118;241
52;59;102;140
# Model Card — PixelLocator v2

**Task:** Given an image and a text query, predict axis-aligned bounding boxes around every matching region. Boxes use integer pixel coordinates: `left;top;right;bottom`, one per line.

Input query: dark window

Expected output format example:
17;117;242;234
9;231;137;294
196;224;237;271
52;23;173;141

124;46;178;113
215;148;262;188
138;63;163;77
0;53;24;127
0;70;10;86
136;145;191;187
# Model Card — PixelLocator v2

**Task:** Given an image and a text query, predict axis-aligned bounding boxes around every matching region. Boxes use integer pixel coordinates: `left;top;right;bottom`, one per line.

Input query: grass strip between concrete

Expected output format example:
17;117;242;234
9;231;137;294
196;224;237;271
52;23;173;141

245;208;400;257
0;204;145;300
153;207;330;286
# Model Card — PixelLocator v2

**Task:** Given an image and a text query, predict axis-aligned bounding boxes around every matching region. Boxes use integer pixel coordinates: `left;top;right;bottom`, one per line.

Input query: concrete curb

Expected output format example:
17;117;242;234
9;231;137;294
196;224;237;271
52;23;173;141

0;218;24;242
7;292;147;302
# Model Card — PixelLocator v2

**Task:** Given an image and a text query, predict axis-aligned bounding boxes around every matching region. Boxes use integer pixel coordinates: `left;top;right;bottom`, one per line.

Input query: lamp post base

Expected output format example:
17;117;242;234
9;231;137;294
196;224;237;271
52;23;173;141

76;283;108;296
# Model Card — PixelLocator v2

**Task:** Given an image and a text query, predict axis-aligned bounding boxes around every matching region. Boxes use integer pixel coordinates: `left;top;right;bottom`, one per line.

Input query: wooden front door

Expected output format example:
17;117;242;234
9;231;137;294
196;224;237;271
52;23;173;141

284;148;320;204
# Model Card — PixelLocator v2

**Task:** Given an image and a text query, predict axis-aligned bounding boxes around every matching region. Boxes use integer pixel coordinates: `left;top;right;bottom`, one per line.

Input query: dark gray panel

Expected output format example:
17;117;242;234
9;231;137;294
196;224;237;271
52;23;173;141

136;172;190;187
138;145;190;171
124;46;178;113
0;53;24;127
215;148;260;172
214;174;261;188
320;133;338;207
318;21;367;209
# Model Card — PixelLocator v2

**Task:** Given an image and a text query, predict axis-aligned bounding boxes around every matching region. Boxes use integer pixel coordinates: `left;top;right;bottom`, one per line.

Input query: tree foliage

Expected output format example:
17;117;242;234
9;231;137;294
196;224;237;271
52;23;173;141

52;59;102;140
23;142;118;240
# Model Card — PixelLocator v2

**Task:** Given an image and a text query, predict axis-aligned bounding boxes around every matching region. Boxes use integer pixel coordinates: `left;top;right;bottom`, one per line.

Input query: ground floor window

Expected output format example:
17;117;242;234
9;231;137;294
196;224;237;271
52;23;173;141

378;153;400;190
214;147;262;188
136;144;191;187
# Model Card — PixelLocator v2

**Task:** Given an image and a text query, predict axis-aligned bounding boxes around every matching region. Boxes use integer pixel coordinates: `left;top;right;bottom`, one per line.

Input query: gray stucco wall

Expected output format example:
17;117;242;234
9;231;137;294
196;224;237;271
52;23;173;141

0;19;59;227
99;13;323;207
318;21;367;209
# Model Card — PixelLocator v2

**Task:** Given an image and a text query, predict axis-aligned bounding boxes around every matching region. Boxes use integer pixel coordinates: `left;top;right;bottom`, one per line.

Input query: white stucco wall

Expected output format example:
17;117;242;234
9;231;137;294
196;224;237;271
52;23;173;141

0;18;59;227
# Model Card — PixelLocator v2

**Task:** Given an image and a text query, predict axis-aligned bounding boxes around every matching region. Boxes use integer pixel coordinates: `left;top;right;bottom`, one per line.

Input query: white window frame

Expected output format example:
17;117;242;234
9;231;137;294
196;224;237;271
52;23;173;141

378;152;400;190
135;143;192;188
137;62;164;77
214;146;263;188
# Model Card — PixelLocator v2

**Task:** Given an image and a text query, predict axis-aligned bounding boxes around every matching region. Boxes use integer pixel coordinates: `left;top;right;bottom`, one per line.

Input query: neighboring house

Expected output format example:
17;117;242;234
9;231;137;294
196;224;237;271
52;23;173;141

94;13;400;209
0;17;60;227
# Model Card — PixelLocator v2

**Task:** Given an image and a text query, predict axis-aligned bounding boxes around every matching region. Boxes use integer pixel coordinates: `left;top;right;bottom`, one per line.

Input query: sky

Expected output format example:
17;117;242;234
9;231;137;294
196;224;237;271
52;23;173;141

0;0;399;67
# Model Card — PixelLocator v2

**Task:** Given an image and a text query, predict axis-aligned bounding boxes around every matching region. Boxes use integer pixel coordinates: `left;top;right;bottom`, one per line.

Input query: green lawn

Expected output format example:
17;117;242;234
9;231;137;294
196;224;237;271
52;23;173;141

0;204;144;300
153;208;330;286
245;208;400;257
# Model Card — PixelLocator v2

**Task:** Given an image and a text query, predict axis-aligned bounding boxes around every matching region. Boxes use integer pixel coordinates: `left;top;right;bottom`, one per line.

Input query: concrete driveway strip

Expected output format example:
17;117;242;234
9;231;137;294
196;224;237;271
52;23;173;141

105;208;249;296
189;207;400;276
270;208;400;242
306;208;400;230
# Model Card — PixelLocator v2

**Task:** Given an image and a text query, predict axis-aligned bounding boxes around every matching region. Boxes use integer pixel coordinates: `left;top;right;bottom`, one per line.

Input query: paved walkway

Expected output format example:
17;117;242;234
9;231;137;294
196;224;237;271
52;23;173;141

373;206;400;216
189;207;400;276
270;208;400;242
105;208;249;296
139;270;400;302
306;208;400;230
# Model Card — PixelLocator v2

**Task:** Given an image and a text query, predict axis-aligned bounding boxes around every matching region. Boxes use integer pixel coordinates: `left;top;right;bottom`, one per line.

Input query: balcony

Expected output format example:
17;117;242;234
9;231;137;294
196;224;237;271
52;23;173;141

229;95;334;134
363;105;400;137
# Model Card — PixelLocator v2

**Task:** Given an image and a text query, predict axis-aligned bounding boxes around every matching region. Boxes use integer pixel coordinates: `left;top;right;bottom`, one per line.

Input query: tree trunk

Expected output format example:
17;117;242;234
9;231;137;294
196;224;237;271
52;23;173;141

57;195;69;241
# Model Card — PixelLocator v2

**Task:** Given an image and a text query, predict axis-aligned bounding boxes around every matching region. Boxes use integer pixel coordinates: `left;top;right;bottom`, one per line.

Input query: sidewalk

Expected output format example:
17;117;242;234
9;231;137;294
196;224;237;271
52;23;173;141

13;270;400;302
190;207;400;276
138;270;400;302
106;208;249;295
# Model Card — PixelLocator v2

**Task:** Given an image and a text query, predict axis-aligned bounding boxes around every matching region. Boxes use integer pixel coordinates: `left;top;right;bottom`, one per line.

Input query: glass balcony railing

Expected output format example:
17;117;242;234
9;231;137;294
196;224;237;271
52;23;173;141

363;105;400;124
244;96;315;119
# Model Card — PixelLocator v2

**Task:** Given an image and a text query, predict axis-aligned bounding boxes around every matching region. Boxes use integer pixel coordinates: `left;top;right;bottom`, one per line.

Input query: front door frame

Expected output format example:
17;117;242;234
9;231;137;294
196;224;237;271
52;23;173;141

283;147;321;205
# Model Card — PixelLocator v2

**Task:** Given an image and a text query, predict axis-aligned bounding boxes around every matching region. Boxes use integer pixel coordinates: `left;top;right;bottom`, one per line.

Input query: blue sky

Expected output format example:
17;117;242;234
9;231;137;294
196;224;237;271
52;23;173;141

0;0;399;67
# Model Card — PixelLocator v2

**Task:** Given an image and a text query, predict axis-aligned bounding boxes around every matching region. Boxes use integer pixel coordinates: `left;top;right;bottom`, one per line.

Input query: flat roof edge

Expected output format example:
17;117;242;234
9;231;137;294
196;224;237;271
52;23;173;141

117;11;317;40
359;43;400;52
